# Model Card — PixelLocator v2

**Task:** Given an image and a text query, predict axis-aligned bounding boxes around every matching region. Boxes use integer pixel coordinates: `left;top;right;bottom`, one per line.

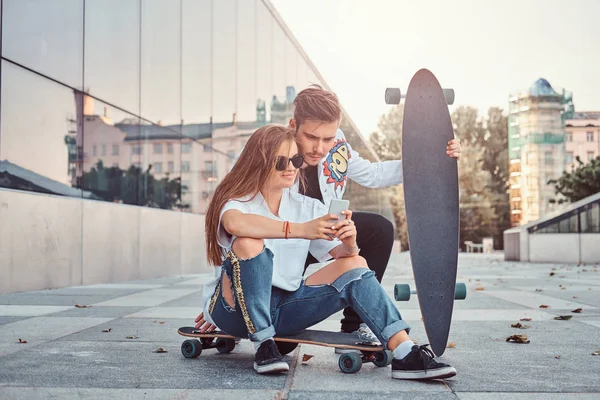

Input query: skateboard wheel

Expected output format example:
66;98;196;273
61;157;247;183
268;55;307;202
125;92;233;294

443;88;455;105
215;338;236;354
181;339;202;358
338;352;363;374
394;284;411;301
372;350;393;367
385;88;401;105
455;282;467;300
276;341;298;356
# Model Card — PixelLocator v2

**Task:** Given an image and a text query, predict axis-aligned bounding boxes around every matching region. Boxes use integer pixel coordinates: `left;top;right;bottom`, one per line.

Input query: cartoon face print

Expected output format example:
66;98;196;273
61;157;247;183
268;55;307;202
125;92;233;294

323;140;351;190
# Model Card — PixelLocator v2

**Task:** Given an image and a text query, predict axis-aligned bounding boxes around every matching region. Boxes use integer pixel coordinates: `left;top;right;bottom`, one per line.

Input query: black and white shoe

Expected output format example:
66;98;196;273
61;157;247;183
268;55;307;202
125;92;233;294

253;339;289;374
392;344;456;380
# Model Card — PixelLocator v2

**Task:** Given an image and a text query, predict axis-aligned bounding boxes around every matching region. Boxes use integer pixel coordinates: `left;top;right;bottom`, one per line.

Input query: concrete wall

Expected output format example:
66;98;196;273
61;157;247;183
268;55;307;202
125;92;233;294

529;234;580;263
581;234;600;264
0;188;210;294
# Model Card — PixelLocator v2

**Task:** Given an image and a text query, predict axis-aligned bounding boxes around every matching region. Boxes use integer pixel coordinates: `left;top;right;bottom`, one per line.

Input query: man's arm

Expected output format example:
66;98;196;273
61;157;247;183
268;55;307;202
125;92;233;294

346;140;403;188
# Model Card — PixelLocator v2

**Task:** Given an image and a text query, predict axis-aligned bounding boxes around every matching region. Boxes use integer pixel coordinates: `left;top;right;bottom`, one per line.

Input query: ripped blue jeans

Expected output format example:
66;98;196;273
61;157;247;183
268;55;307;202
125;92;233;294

208;247;410;349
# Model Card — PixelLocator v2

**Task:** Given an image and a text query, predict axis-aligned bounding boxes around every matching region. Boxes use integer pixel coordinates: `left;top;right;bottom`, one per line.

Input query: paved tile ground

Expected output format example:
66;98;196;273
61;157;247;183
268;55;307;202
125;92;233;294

0;252;599;399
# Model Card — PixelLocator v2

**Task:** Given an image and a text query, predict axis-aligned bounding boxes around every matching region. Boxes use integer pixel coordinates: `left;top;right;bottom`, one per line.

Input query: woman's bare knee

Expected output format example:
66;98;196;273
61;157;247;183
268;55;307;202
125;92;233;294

305;255;369;286
221;273;235;308
232;237;264;259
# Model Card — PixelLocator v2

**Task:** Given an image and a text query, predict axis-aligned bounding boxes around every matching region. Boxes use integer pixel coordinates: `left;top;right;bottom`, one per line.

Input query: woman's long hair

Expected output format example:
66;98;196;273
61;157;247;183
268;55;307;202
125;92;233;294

205;124;296;266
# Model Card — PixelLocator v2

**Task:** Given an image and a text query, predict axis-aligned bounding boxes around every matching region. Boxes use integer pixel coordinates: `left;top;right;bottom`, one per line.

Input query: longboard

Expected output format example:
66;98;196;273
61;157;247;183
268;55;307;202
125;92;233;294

391;68;460;356
178;327;392;374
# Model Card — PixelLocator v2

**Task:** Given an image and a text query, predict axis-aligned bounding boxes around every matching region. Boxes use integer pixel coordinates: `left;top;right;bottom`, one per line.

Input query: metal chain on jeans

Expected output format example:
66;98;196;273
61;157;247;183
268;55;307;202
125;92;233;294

228;250;256;334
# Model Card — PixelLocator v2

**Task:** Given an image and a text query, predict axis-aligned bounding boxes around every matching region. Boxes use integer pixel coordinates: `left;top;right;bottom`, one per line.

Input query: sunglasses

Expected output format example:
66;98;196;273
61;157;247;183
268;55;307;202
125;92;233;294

275;154;305;171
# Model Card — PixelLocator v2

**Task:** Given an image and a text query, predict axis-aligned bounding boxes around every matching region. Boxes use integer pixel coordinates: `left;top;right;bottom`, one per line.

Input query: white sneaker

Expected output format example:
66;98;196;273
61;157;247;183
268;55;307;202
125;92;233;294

335;323;381;354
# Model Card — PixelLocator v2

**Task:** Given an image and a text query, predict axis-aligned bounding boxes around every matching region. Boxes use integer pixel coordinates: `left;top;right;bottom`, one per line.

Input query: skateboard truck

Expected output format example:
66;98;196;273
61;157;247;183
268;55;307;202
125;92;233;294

394;282;467;302
385;87;455;105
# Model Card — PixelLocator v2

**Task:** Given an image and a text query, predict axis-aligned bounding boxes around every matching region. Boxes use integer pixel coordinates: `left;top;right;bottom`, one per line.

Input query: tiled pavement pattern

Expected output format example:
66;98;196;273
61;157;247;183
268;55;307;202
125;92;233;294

0;252;599;399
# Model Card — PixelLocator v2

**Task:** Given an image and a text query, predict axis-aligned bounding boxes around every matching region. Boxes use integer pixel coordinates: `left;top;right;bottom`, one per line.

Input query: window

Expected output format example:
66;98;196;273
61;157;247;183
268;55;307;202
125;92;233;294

544;151;552;165
205;160;215;171
112;144;120;156
566;152;573;164
167;143;174;154
565;132;572;142
154;143;163;154
182;143;192;153
203;143;212;152
181;180;190;194
101;144;107;156
153;162;163;173
581;203;600;233
182;161;190;172
168;161;174;172
227;150;236;159
93;145;98;157
587;132;594;142
132;145;142;155
588;152;595;162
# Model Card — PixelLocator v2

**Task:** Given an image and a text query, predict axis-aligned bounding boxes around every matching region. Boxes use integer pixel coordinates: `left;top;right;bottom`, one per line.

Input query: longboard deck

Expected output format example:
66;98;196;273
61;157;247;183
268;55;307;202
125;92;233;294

178;327;384;351
401;69;460;356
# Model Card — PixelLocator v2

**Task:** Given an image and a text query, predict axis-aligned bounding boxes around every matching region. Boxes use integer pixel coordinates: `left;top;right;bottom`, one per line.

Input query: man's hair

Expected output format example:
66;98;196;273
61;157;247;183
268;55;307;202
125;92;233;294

293;84;341;128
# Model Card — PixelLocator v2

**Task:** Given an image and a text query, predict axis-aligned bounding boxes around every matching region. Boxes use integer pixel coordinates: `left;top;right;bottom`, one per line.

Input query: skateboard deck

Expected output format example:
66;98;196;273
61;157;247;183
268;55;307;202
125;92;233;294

178;327;392;374
401;69;460;356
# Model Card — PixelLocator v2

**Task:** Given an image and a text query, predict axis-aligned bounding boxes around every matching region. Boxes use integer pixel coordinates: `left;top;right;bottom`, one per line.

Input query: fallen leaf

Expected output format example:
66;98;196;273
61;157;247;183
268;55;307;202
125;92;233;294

126;335;139;339
539;305;550;308
571;308;582;313
592;350;600;356
446;342;456;348
102;328;112;333
74;304;90;308
511;323;531;329
17;338;28;344
153;320;157;323
561;287;567;290
302;354;314;363
535;289;543;292
159;321;165;325
555;355;561;359
554;315;572;320
573;296;579;299
520;318;532;321
549;272;555;276
153;347;168;353
475;287;485;291
506;334;530;344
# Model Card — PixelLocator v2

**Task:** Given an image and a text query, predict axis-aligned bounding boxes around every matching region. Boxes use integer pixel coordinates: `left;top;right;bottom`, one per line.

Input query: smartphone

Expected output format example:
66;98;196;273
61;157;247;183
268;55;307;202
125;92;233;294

327;199;350;224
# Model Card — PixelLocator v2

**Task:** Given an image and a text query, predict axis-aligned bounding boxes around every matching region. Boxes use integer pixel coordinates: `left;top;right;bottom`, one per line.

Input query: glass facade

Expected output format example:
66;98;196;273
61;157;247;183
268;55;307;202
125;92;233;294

0;0;389;217
528;199;600;234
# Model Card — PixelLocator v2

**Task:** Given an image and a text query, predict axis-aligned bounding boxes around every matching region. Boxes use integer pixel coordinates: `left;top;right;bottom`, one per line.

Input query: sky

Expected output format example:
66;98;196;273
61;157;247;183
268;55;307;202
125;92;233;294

271;0;600;137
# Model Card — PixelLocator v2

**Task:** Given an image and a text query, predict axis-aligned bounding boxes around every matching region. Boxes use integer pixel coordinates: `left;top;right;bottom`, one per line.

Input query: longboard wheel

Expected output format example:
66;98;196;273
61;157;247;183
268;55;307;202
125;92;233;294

385;88;401;105
443;88;455;105
181;339;202;358
372;350;393;367
215;338;236;354
338;352;362;373
394;284;411;301
455;282;467;300
276;341;299;355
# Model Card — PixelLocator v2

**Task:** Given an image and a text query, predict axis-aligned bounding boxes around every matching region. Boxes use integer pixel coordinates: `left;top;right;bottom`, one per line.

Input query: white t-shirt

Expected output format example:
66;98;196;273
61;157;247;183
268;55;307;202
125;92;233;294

202;189;341;323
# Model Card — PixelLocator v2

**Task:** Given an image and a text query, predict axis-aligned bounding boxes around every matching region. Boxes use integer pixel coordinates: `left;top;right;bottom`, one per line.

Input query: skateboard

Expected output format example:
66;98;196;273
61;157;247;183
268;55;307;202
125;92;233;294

385;69;460;356
178;327;393;374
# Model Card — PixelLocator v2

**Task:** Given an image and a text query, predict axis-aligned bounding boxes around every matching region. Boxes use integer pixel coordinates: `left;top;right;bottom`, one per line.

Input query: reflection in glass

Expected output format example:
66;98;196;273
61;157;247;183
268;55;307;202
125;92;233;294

1;0;83;89
80;96;140;204
141;0;181;125
212;0;236;123
0;61;85;197
182;0;212;124
84;0;140;114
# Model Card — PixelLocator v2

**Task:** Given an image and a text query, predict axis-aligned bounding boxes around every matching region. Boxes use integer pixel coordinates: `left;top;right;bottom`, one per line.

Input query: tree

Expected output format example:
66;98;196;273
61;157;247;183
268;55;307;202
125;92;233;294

82;161;188;210
370;104;409;250
549;156;600;204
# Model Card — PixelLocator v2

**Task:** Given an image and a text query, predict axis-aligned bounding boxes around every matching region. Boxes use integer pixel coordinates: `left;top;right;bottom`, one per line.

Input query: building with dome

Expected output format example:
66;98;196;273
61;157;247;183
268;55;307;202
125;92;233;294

508;78;574;226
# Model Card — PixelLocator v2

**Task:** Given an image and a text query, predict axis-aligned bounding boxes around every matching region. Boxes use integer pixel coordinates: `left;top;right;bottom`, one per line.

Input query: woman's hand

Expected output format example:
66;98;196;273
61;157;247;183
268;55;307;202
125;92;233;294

194;312;217;333
299;213;341;240
332;210;357;248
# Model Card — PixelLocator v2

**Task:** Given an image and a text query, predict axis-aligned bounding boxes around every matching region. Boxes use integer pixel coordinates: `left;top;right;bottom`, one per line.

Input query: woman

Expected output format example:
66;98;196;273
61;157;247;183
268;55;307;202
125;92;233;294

194;125;456;380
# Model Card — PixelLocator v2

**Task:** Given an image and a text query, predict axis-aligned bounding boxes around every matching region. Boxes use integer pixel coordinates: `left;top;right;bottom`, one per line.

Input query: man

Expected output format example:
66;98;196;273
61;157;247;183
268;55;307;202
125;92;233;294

289;85;461;349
